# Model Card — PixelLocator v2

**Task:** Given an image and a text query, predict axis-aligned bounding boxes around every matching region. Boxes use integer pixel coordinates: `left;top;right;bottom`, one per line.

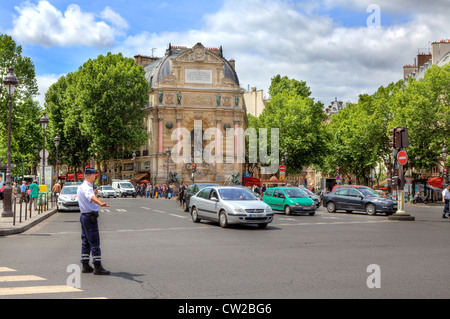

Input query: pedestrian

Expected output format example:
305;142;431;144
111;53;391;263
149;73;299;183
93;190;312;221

179;182;185;207
20;181;28;203
442;184;450;219
77;167;110;275
28;180;39;212
52;181;61;202
146;183;151;198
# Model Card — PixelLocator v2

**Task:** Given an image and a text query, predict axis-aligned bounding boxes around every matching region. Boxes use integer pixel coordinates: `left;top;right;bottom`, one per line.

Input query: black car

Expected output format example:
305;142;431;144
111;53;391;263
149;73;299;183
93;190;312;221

182;183;219;212
322;186;397;216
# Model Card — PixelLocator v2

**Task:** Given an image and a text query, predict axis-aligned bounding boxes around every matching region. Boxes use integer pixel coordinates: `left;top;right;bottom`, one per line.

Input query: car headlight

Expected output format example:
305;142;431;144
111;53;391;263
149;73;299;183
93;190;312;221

233;206;245;213
265;206;272;212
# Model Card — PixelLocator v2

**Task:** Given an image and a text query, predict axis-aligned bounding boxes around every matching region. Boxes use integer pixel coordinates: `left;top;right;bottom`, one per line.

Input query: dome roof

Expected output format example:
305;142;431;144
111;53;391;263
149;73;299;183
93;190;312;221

143;43;239;88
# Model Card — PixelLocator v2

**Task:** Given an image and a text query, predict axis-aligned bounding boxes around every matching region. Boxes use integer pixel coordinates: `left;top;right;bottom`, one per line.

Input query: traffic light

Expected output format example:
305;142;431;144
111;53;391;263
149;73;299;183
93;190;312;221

399;127;409;148
389;127;402;149
348;178;352;185
392;175;399;188
192;164;197;173
444;169;448;181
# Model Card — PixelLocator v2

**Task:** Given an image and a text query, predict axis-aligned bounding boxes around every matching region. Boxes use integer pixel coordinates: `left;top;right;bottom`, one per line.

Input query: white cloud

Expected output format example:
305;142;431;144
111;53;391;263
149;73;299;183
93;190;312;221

11;1;128;47
35;73;63;107
116;0;450;104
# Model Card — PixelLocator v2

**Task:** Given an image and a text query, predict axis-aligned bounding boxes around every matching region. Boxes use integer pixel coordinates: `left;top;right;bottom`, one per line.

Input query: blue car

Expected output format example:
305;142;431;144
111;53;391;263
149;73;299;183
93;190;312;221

322;186;397;216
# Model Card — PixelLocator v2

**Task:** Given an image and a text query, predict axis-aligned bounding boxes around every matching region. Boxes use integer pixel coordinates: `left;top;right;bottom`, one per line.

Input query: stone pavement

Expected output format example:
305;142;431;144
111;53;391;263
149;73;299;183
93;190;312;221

0;203;58;236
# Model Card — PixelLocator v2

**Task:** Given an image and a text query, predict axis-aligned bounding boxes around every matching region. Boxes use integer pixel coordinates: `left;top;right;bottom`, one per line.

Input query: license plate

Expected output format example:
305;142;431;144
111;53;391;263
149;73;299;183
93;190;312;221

302;207;311;210
249;214;263;218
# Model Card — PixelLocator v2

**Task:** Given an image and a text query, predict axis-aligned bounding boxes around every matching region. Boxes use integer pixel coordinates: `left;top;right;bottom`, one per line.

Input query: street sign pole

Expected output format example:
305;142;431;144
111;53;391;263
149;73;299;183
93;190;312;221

389;150;415;221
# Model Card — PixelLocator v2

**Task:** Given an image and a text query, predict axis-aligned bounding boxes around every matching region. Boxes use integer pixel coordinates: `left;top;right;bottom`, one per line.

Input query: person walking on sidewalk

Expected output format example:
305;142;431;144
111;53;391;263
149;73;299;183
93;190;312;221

442;184;450;218
77;167;110;275
28;180;39;212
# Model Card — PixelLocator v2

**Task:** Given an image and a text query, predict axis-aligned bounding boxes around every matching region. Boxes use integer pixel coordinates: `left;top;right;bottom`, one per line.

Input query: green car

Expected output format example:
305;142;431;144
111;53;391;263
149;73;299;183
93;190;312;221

263;187;316;215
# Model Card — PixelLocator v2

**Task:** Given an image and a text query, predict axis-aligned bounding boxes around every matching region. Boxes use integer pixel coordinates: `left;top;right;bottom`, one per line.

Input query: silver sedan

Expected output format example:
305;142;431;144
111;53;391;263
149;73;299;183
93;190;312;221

189;186;274;228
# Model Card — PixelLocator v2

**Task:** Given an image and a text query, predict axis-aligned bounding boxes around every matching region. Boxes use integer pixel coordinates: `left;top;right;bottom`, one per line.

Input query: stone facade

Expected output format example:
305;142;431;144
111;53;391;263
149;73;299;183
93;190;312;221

133;43;248;185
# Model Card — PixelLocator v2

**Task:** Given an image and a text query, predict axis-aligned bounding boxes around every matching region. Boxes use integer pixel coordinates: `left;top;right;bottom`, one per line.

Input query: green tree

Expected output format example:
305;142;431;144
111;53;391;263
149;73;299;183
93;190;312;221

45;53;148;182
0;33;41;177
391;64;450;171
258;76;328;176
322;81;403;184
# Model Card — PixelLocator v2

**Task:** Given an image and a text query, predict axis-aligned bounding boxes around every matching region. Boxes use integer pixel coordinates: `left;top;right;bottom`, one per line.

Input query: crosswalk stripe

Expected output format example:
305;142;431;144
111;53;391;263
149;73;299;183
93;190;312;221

0;267;16;272
170;214;187;219
140;207;151;210
0;275;45;282
0;285;81;296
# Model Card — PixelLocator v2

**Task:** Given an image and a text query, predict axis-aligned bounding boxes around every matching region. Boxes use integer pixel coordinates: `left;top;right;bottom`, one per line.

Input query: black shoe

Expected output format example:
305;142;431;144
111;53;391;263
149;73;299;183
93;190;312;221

94;263;110;275
443;215;448;219
82;263;94;273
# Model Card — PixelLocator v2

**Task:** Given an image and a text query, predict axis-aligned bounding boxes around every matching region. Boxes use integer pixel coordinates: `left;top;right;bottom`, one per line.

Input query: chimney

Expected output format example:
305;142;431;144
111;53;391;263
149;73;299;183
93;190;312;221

229;59;235;69
134;54;159;67
431;39;450;65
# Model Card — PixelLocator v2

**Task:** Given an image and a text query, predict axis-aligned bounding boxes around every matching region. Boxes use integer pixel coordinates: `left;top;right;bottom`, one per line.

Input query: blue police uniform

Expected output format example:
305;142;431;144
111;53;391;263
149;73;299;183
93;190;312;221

77;167;109;275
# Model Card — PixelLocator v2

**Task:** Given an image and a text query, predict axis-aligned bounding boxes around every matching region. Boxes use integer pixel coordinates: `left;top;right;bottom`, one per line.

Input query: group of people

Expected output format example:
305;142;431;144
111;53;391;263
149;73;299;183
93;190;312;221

134;182;177;199
0;180;41;211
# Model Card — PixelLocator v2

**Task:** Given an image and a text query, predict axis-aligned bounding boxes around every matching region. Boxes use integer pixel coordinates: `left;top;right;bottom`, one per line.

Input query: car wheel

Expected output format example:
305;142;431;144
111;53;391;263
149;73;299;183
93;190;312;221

183;200;189;212
365;203;377;215
284;205;291;215
219;211;229;228
191;206;201;223
326;201;336;213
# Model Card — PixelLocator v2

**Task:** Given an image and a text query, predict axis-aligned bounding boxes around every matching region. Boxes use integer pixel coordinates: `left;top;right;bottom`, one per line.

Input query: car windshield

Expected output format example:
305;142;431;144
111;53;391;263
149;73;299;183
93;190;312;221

120;183;133;188
219;188;257;200
61;186;78;195
359;188;382;197
284;188;307;198
298;188;314;196
102;186;114;190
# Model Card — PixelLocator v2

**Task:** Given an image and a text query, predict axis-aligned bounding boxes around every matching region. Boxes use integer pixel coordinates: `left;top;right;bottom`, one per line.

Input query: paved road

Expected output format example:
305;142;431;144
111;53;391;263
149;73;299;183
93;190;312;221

0;197;449;300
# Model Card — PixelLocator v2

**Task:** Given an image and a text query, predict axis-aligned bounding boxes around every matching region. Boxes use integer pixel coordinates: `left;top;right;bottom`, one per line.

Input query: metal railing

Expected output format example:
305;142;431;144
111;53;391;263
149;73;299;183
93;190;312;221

11;192;56;226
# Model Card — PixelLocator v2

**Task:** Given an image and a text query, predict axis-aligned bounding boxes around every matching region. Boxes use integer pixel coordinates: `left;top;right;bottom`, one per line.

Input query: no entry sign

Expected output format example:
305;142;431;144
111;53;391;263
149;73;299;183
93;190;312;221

279;165;286;172
397;150;408;165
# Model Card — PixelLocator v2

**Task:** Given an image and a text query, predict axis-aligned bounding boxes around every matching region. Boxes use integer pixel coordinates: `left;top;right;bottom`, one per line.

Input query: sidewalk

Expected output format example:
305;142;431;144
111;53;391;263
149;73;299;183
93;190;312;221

0;204;58;236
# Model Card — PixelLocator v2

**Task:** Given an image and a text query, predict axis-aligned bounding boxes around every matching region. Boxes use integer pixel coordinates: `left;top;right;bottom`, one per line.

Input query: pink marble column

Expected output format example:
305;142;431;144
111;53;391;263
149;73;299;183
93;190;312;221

158;119;163;154
234;121;239;156
177;120;182;154
216;121;222;158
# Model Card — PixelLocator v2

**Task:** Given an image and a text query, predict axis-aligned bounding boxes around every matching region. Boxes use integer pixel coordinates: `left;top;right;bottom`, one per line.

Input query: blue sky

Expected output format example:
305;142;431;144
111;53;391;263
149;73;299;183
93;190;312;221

1;0;449;107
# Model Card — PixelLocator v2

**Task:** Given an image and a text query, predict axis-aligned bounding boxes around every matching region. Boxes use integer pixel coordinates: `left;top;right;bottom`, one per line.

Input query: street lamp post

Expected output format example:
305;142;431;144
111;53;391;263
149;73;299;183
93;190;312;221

442;144;448;184
281;150;288;186
54;133;60;182
40;112;49;188
166;147;171;186
2;67;19;218
34;143;39;176
132;151;136;184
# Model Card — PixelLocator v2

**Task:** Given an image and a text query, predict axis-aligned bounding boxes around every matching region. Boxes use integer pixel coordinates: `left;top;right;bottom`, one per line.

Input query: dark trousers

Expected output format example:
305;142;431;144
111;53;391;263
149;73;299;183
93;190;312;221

444;199;449;215
80;213;101;265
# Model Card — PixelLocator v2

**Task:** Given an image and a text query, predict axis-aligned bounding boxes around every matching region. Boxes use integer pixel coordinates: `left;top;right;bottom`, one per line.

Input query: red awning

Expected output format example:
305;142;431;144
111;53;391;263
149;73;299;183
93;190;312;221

427;176;443;189
59;173;98;180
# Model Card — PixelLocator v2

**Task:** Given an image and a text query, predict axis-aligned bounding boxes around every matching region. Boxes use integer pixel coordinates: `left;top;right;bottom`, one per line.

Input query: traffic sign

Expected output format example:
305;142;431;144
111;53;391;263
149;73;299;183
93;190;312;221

397;150;408;165
279;165;286;172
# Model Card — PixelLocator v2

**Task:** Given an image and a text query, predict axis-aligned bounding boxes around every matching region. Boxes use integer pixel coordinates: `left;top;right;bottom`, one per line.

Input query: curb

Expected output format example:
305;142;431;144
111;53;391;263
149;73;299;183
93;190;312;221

0;209;58;236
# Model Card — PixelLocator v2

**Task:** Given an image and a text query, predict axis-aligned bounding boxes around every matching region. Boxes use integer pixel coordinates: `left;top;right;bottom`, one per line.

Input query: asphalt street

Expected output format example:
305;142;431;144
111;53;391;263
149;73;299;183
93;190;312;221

0;196;449;300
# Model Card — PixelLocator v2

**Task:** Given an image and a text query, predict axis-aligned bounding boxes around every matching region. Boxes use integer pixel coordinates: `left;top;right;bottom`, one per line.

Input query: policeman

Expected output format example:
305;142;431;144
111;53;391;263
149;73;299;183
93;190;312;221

77;167;110;275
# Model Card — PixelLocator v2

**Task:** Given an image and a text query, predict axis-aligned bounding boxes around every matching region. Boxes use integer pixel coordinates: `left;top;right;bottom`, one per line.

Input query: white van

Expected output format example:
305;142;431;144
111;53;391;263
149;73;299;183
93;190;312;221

111;180;136;197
